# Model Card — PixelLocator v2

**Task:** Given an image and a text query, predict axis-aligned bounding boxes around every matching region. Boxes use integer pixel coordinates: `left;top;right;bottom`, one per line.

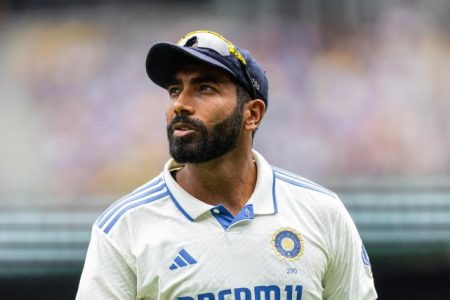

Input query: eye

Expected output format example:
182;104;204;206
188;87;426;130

168;86;182;98
199;84;214;92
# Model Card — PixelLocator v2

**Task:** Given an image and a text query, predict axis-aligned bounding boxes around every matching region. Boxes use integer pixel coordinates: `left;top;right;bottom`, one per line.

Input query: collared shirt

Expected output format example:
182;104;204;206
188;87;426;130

77;150;377;300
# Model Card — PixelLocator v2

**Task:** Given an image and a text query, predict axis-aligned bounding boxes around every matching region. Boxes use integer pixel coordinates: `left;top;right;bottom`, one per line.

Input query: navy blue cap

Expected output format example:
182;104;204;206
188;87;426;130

145;38;269;107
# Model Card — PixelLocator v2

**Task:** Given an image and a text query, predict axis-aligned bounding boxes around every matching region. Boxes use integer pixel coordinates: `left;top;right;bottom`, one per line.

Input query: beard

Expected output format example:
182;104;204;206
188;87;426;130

167;102;244;163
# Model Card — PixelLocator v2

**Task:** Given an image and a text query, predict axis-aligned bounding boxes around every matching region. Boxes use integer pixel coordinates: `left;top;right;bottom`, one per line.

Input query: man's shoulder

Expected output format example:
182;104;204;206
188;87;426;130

94;173;170;234
271;166;346;222
272;166;337;199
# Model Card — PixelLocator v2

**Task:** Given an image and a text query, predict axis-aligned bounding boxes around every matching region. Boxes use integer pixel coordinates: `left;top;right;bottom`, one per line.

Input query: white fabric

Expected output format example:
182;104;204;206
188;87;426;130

76;150;377;299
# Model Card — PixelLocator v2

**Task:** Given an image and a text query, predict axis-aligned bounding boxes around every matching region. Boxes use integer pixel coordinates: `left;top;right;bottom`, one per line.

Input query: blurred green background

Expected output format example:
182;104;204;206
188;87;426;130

0;0;449;299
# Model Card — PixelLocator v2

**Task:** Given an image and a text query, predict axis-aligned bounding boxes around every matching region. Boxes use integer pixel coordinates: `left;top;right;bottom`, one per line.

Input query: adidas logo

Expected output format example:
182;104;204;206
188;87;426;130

169;248;197;270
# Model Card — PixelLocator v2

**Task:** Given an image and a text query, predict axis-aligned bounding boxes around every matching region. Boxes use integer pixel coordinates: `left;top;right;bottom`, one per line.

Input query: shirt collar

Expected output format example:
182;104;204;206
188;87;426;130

163;149;277;221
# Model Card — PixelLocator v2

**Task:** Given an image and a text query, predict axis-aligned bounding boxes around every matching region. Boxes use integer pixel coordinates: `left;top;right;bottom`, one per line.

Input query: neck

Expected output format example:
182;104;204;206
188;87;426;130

175;143;257;216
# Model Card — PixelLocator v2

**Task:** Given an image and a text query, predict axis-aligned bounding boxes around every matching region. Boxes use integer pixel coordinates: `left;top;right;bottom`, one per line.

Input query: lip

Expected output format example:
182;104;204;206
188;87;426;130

172;123;197;138
173;122;197;131
173;129;196;138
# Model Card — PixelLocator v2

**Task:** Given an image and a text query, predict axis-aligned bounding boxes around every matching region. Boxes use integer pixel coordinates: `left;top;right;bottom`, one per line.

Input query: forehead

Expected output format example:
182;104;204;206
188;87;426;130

172;62;235;84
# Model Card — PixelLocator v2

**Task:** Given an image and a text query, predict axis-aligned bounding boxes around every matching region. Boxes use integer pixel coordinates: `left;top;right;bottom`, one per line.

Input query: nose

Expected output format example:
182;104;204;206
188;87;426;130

173;89;195;116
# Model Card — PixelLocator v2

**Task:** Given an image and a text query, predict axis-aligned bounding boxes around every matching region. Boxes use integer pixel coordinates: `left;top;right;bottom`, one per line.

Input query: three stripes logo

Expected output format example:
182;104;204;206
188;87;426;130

169;248;197;270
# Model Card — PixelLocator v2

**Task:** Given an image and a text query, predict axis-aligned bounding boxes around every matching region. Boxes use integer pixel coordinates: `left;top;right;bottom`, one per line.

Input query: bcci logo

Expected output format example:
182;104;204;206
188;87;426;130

271;227;304;261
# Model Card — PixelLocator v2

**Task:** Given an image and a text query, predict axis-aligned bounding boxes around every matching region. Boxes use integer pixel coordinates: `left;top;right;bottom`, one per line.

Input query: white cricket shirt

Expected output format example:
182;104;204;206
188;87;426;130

77;150;377;299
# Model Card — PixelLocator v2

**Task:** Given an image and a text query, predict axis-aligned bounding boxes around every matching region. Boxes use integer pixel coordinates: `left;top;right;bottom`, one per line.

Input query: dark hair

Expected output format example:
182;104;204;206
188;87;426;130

235;84;257;139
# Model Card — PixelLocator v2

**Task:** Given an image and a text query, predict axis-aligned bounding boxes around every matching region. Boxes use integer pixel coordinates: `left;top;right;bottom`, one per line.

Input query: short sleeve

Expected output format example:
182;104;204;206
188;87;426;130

76;226;136;299
322;198;378;299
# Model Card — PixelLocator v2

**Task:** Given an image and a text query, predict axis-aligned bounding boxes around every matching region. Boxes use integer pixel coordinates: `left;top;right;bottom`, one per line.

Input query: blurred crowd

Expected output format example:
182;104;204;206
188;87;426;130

0;2;449;197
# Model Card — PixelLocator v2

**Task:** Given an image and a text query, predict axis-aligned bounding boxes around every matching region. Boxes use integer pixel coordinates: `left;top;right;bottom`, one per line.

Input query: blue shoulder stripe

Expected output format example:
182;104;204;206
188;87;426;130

273;167;335;195
273;167;331;192
132;176;163;195
96;177;163;226
272;169;278;213
98;182;165;228
103;190;169;234
275;173;336;198
273;169;336;198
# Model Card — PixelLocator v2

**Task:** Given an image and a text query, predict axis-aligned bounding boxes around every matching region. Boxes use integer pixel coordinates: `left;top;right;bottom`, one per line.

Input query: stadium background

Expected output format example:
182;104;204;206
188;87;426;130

0;0;449;299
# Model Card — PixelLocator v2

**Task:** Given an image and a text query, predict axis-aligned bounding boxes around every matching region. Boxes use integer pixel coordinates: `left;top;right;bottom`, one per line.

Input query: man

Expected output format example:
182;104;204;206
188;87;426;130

77;30;377;299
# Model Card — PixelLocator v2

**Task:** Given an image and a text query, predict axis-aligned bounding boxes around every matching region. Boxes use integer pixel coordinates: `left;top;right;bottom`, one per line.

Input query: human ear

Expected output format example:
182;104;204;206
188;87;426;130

243;99;266;133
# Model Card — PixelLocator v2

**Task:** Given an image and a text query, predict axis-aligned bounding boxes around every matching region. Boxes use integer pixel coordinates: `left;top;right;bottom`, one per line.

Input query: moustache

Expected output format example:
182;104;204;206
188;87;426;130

167;115;205;133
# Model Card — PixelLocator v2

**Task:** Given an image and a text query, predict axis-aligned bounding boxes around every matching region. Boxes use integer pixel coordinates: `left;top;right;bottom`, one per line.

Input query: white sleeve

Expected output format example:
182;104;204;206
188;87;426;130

76;226;136;300
322;198;378;300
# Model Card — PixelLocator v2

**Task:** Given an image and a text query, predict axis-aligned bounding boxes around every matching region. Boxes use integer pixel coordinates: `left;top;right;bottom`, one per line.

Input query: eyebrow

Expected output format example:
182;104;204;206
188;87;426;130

167;75;228;87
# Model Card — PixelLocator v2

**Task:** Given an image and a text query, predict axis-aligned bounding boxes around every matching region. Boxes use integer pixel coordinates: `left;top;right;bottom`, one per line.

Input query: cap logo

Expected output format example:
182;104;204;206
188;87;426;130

184;36;198;48
251;78;260;91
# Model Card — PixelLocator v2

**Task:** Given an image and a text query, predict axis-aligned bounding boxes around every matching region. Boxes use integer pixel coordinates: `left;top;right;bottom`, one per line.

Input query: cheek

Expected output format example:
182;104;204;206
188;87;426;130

165;107;174;123
204;101;235;124
203;111;223;128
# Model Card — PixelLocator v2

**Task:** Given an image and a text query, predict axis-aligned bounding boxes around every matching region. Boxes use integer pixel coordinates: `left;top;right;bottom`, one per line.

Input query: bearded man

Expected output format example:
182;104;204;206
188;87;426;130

76;30;377;300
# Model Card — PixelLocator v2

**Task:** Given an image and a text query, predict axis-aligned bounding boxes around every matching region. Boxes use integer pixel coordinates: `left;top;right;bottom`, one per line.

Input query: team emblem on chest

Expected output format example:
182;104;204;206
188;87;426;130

271;227;304;261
